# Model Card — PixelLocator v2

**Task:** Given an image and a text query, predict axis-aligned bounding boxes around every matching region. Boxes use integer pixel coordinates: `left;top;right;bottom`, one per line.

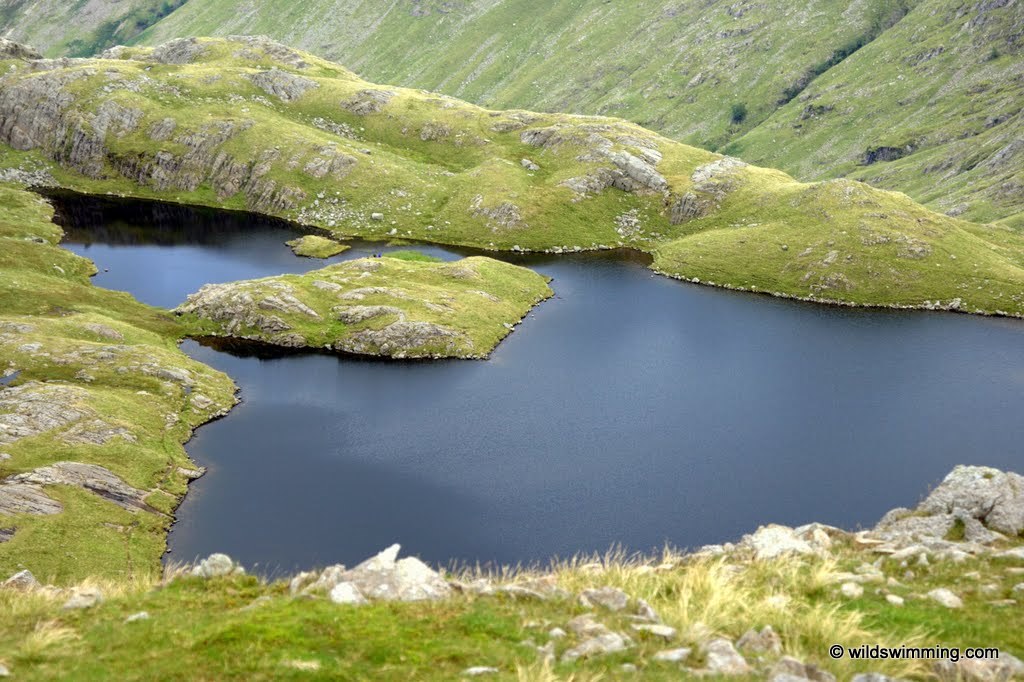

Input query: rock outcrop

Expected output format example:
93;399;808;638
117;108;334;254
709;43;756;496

875;465;1024;542
176;256;552;359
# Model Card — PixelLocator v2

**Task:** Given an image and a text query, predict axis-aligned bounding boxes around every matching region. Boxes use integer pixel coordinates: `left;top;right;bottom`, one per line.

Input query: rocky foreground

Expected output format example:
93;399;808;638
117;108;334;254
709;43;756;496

4;465;1023;680
175;255;553;358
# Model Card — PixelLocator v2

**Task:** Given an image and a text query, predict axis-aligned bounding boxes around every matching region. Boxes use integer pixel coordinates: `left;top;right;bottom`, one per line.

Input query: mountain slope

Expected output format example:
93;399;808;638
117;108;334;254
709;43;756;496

0;0;186;57
135;0;1024;225
728;0;1024;228
1;36;1023;316
4;1;1021;224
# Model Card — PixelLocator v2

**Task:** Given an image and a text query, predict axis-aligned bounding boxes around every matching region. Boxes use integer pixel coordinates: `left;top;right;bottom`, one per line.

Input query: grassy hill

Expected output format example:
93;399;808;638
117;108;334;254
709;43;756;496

1;36;1023;317
3;0;1019;225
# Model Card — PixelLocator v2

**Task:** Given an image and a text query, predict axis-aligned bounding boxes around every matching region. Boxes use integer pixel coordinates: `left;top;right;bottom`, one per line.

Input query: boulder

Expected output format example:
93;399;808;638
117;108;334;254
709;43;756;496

341;89;396;115
579;586;630;611
191;553;245;578
340;544;451;602
770;656;836;682
736;625;783;654
561;633;630;662
917;466;1024;537
2;569;40;591
62;587;102;610
926;588;963;608
248;68;318;102
701;638;751;675
0;39;42;60
742;524;816;560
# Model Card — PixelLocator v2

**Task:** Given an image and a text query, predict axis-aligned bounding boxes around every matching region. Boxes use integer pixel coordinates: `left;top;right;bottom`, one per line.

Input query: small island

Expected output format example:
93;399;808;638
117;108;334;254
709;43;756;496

285;234;350;258
176;255;553;358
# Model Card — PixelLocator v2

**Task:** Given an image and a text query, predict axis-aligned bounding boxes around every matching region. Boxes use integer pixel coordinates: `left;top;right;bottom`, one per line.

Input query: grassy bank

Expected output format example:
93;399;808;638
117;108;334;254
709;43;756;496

0;541;1021;680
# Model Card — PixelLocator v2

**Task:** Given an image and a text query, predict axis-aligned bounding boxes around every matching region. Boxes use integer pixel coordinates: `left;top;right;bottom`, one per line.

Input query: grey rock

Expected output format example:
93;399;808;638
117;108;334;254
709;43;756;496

579;586;630;611
191;553;245;578
0;382;90;445
770;656;837;682
341;89;396;115
567;614;612;637
125;611;150;623
607;150;667;192
226;35;310;69
635;598;660;622
63;587;102;610
8;462;151;512
248;68;318;102
340;544;451;602
918;466;1024;537
0;39;42;60
561;632;630;662
736;625;782;654
329;581;368;605
521;158;540;171
926;588;963;608
2;569;40;591
334;305;403;324
0;483;62;515
337;321;467;358
150;38;207;64
669;191;713;224
742;524;816;560
548;627;566;639
462;667;499;676
81;323;124;341
60;419;137;446
148;118;177;142
851;675;901;682
701;638;751;675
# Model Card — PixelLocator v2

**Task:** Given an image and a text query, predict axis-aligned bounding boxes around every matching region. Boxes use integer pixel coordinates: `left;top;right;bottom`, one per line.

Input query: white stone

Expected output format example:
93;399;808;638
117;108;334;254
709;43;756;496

927;588;963;608
841;582;864;599
652;647;691;663
329;581;368;605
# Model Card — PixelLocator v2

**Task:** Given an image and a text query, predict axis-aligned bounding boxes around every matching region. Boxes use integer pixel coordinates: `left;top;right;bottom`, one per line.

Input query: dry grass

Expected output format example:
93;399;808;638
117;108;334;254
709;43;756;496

469;548;930;679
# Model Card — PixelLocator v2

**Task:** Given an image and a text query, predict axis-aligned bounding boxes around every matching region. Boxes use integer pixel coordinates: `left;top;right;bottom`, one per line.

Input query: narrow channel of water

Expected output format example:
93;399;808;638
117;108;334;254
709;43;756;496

55;193;1024;574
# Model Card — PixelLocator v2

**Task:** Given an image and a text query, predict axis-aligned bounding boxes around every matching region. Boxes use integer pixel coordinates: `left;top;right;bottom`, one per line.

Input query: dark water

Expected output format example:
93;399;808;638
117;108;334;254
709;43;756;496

56;193;1024;574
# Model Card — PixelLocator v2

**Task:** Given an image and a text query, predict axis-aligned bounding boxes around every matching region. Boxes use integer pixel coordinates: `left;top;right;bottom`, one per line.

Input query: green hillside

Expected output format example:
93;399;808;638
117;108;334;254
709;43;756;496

5;1;1021;224
1;36;1022;316
136;0;1022;226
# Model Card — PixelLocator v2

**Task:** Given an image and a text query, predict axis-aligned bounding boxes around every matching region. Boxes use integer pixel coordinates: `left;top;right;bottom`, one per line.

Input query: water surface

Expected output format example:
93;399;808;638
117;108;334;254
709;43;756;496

56;193;1024;574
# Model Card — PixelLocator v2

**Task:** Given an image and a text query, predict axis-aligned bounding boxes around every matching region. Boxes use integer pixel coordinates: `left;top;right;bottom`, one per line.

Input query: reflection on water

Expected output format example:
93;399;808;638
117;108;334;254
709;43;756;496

52;191;1024;575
